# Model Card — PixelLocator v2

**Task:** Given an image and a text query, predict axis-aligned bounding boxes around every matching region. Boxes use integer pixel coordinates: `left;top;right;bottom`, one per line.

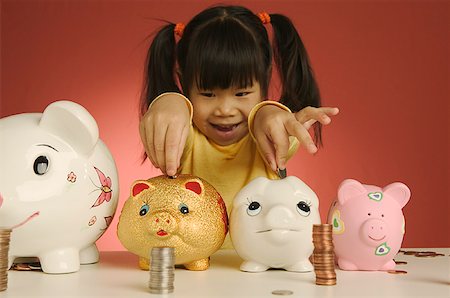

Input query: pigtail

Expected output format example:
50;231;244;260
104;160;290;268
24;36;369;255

140;23;181;116
270;14;323;145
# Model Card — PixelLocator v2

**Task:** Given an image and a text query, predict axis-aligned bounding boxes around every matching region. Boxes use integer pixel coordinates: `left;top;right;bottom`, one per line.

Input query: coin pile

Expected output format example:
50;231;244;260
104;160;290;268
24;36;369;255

0;228;12;292
312;224;336;286
148;247;175;294
399;250;445;258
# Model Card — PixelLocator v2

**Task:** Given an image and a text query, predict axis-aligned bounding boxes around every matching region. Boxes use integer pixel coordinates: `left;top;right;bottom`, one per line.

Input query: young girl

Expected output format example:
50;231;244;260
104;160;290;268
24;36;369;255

139;5;338;247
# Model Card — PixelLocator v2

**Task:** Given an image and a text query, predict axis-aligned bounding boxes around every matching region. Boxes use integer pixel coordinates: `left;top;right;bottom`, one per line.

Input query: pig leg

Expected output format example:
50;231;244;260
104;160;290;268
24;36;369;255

39;248;80;274
380;259;396;271
285;259;314;272
139;257;150;270
79;244;99;264
240;260;269;272
337;258;358;270
184;258;210;271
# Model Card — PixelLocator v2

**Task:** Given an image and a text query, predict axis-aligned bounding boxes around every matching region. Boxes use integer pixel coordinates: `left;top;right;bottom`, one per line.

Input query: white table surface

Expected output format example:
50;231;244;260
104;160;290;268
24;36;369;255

2;248;449;298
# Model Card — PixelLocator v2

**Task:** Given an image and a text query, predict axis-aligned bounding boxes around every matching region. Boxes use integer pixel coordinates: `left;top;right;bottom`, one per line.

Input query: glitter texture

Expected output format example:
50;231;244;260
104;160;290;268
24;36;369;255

117;174;228;271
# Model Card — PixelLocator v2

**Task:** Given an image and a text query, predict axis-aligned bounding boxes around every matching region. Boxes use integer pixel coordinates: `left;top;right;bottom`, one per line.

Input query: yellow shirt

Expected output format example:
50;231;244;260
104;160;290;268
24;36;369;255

151;93;299;248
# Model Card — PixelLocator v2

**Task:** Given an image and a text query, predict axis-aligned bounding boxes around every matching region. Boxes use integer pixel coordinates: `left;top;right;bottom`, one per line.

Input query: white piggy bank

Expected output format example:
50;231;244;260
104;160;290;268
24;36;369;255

0;100;119;274
230;176;320;272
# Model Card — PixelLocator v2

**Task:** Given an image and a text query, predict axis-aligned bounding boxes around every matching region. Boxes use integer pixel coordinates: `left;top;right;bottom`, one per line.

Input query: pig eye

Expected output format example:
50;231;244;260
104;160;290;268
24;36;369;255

247;201;261;216
139;204;149;216
33;156;49;175
179;203;189;214
296;201;311;217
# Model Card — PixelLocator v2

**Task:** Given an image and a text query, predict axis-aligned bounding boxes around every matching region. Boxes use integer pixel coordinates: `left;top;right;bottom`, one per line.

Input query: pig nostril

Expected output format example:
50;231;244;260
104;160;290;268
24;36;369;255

156;218;159;223
166;219;170;224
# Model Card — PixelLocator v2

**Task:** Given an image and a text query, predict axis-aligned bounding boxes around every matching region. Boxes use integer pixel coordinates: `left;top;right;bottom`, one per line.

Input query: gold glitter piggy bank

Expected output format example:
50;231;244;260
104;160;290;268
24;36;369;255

117;174;228;270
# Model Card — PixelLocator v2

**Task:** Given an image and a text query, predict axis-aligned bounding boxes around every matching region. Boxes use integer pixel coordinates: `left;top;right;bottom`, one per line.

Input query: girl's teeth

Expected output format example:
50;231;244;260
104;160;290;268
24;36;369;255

214;124;236;131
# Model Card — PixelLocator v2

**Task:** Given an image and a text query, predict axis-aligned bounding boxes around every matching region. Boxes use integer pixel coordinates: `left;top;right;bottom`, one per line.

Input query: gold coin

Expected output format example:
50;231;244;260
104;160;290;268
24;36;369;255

272;290;293;296
387;270;407;274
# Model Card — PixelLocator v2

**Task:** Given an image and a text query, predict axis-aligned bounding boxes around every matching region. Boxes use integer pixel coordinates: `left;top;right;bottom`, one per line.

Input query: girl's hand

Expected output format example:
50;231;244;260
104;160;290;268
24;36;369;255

253;105;339;172
139;94;191;176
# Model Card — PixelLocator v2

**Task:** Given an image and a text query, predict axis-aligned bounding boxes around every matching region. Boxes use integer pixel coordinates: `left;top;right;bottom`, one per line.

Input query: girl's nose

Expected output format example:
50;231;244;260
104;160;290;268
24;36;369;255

214;97;236;116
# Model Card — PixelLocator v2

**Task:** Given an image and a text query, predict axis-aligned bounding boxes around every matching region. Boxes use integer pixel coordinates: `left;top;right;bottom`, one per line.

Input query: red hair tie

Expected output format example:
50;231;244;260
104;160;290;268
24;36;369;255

174;23;185;37
257;12;271;24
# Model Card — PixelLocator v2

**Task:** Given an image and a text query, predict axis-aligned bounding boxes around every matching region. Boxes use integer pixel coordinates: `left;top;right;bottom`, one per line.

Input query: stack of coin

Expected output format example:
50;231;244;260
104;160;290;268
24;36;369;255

148;247;175;294
312;224;336;286
0;228;12;292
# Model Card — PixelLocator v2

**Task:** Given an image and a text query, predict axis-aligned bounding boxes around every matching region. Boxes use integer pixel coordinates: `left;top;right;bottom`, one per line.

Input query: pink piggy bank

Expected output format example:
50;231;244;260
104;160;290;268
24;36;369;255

327;179;410;271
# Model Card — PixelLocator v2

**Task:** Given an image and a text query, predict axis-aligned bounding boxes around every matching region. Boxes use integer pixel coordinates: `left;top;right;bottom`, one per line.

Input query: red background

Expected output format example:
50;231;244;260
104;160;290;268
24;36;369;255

1;0;448;249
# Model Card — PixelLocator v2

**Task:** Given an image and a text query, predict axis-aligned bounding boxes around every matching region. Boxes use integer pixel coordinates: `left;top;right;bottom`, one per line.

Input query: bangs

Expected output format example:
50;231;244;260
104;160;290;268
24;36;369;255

183;19;267;92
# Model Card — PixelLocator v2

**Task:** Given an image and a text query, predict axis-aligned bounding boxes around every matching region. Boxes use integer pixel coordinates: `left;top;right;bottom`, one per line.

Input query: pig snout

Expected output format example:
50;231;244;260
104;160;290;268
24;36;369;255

149;211;178;235
362;218;387;244
265;205;295;229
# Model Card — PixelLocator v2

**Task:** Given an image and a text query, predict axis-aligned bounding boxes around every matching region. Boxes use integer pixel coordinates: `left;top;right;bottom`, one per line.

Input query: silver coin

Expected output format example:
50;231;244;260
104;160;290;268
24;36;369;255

277;168;287;179
272;290;294;296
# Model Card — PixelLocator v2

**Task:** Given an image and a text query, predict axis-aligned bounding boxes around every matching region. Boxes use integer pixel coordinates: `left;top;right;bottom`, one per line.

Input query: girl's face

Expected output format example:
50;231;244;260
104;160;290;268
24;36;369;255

190;81;263;146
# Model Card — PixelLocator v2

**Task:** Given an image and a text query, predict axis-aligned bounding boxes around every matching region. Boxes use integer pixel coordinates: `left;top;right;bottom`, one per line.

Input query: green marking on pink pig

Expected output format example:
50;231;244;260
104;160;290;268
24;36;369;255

368;192;383;202
375;242;390;256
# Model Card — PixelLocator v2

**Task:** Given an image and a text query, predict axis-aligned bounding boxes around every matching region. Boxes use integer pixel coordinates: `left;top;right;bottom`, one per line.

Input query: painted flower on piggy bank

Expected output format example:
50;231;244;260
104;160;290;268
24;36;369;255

327;179;411;271
230;176;320;272
0;101;119;274
117;175;228;271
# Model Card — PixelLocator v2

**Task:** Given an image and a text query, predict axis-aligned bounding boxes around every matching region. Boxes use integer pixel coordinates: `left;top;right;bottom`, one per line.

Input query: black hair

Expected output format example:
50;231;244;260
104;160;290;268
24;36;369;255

141;5;323;145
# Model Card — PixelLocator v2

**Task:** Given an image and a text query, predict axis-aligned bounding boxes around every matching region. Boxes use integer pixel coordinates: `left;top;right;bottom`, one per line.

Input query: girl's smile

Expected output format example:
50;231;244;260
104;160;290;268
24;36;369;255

190;82;262;146
209;121;244;143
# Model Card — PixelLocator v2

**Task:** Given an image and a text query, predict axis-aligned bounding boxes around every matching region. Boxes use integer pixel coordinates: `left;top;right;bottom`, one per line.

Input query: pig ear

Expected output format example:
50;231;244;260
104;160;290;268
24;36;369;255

337;179;367;205
185;179;203;195
382;182;411;209
39;100;99;156
131;180;154;197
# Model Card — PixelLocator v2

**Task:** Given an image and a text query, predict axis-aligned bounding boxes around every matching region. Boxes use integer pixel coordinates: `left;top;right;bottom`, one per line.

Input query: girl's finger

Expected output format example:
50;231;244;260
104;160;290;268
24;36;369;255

254;132;277;172
154;123;168;175
164;122;185;177
177;125;190;172
295;107;339;124
266;124;290;171
303;119;317;130
285;120;317;154
139;118;158;168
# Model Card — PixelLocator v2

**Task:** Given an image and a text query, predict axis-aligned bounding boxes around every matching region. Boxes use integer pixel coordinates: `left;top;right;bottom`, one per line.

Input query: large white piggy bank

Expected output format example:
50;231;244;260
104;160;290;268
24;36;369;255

0;100;119;274
230;176;320;272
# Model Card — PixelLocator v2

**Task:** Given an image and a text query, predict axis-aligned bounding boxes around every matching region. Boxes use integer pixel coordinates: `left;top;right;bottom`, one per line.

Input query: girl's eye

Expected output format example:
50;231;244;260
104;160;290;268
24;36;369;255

247;201;262;216
296;201;311;217
200;92;214;97
235;92;249;97
139;204;149;216
179;203;189;214
33;155;49;175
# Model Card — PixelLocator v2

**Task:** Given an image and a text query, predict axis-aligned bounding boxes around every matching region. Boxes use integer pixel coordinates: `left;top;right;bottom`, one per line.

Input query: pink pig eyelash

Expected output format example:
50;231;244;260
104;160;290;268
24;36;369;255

245;197;254;206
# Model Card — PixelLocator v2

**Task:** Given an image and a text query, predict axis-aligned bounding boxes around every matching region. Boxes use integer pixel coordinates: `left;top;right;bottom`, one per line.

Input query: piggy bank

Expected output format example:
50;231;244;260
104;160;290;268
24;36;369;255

0;100;119;274
117;174;228;271
327;179;411;271
230;176;320;272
